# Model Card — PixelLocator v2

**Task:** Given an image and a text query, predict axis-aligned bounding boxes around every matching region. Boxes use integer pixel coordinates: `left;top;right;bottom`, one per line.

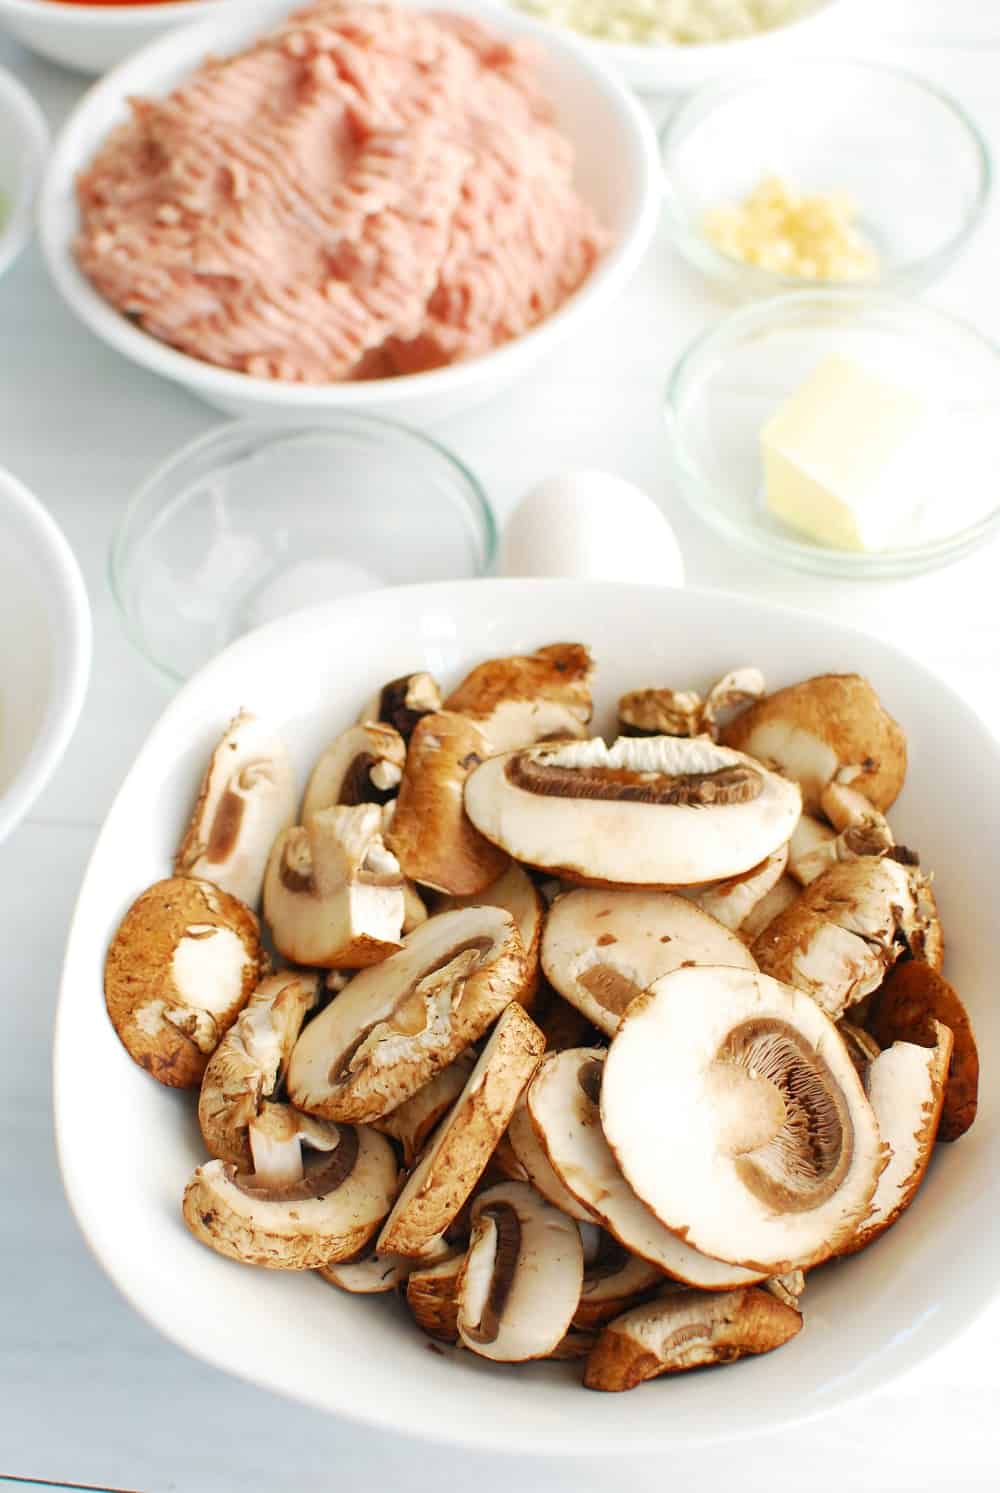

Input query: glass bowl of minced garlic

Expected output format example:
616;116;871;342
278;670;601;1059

660;61;990;297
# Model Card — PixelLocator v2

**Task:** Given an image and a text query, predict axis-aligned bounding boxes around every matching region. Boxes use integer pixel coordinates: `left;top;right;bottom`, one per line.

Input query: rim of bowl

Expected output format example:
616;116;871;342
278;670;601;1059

664;288;1000;579
0;65;49;281
109;416;499;685
0;466;92;844
0;0;231;25
659;60;993;295
519;0;841;63
38;0;660;408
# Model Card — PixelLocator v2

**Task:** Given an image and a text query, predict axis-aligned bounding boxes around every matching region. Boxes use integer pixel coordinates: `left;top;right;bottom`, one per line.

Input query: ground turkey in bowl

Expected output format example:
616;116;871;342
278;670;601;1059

74;1;609;383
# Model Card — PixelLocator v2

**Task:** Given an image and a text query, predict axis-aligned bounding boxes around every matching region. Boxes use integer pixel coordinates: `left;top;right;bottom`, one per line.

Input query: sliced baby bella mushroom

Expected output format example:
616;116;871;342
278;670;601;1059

286;906;527;1124
527;1048;764;1289
787;813;837;886
577;1220;605;1266
789;786;894;887
905;870;944;971
549;1330;598;1360
701;667;767;739
583;1284;802;1392
378;1003;545;1256
359;671;443;742
406;1251;466;1341
199;969;320;1168
489;1130;531;1184
104;877;262;1089
301;723;406;821
752;858;916;1020
175;712;296;909
868;962;978;1142
842;1021;953;1256
465;735;801;887
456;1181;584;1361
764;1269;807;1310
722;673;906;812
617;688;704;738
739;874;801;943
542;888;757;1037
319;1233;450;1294
444;642;594;752
506;1092;595;1222
838;1020;882;1076
181;1121;399;1269
687;845;790;934
264;804;405;968
435;862;545;1007
386;711;509;896
573;1244;664;1330
601;965;885;1273
373;1052;476;1166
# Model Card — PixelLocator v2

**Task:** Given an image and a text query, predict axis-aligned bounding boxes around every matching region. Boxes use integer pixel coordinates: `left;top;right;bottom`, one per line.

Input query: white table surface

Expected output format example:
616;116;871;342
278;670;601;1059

3;2;1000;1488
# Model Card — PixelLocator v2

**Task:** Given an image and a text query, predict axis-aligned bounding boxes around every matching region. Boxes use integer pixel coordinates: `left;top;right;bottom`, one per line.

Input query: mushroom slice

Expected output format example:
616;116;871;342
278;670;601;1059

198;969;320;1168
843;1022;953;1255
701;668;767;738
838;1020;882;1076
905;870;944;972
435;863;545;1007
264;804;405;968
373;1053;476;1166
763;1270;806;1309
527;1048;764;1288
739;875;800;942
302;723;406;821
465;735;801;887
583;1285;802;1392
175;712;296;909
868;962;978;1142
506;1092;595;1222
378;1003;545;1256
573;1245;664;1330
181;1122;399;1269
534;981;602;1052
286;907;527;1124
789;788;894;887
721;673;906;812
319;1233;450;1294
617;687;704;738
687;845;789;933
386;711;509;896
444;642;594;752
406;1251;466;1341
104;876;262;1089
549;1330;598;1360
542;889;757;1037
456;1181;584;1362
489;1130;531;1184
752;858;916;1020
359;672;443;742
602;966;884;1273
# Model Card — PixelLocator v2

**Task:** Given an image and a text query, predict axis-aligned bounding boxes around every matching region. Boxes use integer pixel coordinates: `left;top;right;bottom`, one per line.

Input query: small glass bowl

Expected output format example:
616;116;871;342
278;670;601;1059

660;62;991;298
111;418;496;682
665;290;1000;578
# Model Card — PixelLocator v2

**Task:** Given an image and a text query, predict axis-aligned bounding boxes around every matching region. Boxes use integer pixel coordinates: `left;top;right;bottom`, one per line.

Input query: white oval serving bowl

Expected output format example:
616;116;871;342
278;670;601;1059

0;0;236;75
0;63;48;281
39;0;659;423
57;578;998;1452
0;465;91;845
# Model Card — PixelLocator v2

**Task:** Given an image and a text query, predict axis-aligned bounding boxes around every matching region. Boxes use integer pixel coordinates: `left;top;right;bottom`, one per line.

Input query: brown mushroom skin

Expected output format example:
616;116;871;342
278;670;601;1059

104;877;261;1089
444;642;594;747
406;1253;465;1342
867;962;979;1142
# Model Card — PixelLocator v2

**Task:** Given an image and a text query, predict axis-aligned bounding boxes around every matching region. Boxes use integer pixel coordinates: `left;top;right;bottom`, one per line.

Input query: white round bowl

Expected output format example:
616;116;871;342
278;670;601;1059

0;63;48;281
0;465;91;845
57;578;998;1451
0;0;236;75
39;0;659;423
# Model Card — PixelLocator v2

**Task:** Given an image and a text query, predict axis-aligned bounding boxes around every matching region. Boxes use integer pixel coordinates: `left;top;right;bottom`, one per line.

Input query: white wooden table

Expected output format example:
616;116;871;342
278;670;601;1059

2;3;999;1488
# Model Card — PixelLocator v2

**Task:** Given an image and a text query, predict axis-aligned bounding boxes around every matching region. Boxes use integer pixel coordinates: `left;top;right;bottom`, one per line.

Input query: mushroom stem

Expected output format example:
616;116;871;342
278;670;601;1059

248;1112;304;1188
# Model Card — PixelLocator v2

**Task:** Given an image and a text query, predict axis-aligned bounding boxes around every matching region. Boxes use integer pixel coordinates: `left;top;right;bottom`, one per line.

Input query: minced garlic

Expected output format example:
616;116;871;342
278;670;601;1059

513;0;807;46
703;176;879;282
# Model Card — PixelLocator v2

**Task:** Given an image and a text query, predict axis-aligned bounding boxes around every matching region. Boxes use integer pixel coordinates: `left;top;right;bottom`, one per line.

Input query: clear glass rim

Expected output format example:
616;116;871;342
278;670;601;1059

658;59;994;295
664;287;1000;579
109;415;498;686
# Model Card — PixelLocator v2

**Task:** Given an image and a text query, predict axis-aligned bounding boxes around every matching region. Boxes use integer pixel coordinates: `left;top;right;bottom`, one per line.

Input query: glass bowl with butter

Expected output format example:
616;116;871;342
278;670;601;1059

660;62;990;297
665;290;1000;577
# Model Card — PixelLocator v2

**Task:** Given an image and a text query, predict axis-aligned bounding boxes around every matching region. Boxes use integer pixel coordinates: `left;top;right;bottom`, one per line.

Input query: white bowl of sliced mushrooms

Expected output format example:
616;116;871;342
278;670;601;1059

56;579;992;1450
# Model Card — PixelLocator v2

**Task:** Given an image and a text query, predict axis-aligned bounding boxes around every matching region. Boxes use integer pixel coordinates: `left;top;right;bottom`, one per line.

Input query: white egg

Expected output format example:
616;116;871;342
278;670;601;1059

499;471;685;587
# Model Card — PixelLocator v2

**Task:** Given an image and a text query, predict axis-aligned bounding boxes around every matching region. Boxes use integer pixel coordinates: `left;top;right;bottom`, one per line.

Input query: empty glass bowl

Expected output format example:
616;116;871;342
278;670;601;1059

665;290;1000;577
112;419;496;681
660;62;991;297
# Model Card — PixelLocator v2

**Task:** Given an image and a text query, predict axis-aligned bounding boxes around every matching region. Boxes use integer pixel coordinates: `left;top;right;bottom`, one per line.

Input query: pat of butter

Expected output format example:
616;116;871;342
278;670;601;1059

761;355;929;552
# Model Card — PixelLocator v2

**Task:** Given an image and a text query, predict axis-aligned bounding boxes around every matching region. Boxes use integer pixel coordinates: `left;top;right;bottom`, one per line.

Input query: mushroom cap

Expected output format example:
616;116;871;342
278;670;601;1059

505;1091;595;1222
573;1246;665;1330
406;1251;466;1341
181;1123;399;1269
456;1181;584;1362
198;970;319;1168
435;862;545;1007
687;845;790;933
386;711;509;896
175;712;296;909
377;1002;544;1256
868;962;978;1142
302;723;406;821
359;672;443;742
373;1053;476;1167
104;876;261;1089
751;858;915;1020
542;888;757;1037
583;1284;802;1391
464;736;801;888
444;642;594;752
286;906;528;1124
721;673;906;812
601;965;885;1273
526;1048;765;1289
